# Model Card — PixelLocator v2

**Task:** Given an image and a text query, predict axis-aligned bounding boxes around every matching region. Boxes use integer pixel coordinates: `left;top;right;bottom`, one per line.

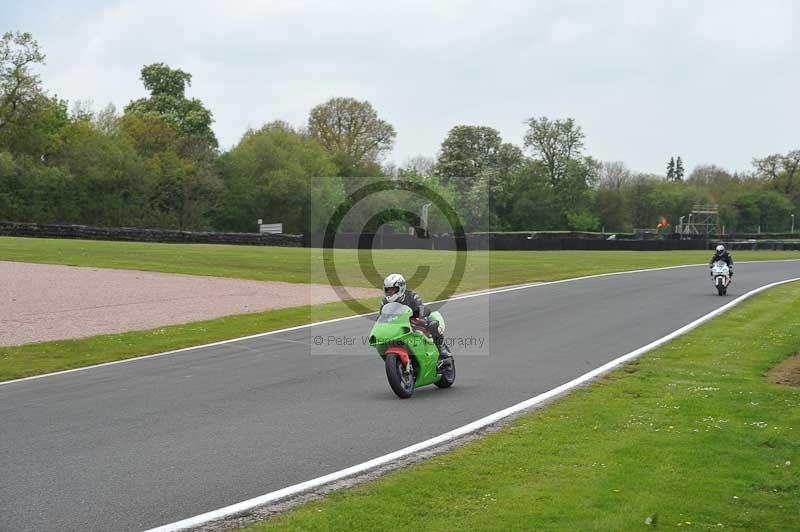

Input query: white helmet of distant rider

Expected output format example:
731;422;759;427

716;244;725;253
383;273;406;303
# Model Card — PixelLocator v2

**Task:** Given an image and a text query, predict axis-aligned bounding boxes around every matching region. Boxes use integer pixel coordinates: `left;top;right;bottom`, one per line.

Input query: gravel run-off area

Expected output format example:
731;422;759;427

0;261;375;347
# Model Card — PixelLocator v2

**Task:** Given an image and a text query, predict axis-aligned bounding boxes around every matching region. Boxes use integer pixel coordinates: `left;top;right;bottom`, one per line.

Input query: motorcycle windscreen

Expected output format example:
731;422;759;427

712;260;729;273
377;302;412;323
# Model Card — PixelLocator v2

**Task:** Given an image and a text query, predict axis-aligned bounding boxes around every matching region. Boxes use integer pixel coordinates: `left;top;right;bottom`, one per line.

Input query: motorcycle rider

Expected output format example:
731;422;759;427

381;273;453;367
709;244;733;277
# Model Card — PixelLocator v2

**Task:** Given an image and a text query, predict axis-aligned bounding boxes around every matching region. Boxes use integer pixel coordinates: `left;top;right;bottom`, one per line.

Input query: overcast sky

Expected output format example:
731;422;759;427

3;0;798;175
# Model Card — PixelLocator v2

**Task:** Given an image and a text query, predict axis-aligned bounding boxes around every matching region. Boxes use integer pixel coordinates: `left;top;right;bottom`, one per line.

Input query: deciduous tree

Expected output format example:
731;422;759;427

308;97;395;179
599;161;631;190
523;116;585;185
435;125;502;191
215;125;342;233
125;63;218;158
753;150;800;196
0;31;46;134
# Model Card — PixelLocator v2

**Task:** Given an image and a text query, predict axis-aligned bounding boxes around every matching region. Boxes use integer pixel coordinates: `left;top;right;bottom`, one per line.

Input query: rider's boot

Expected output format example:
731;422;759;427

436;338;453;370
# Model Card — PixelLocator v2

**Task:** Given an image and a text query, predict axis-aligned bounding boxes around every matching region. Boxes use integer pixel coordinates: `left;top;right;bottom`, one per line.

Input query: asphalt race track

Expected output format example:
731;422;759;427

1;261;797;532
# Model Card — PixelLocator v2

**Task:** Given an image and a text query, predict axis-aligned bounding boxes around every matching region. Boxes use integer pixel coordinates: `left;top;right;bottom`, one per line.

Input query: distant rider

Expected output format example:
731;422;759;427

381;273;452;367
709;244;733;277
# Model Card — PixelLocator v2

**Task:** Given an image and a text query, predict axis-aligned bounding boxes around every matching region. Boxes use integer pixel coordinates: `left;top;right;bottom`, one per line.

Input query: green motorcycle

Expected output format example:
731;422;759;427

368;302;455;398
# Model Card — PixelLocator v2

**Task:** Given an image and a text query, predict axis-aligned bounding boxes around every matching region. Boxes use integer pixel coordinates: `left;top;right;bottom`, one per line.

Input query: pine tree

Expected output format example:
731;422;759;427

675;156;685;181
666;157;676;180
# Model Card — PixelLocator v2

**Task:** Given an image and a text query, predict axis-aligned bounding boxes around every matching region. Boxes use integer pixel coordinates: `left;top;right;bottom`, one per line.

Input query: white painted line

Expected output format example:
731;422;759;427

1;259;798;388
144;275;800;532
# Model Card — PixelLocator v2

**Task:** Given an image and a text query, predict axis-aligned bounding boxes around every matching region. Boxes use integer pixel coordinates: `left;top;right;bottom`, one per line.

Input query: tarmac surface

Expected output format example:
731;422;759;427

0;261;797;532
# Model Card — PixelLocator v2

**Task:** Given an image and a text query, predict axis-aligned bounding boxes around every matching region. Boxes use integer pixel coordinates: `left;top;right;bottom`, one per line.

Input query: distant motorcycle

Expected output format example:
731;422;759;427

710;260;731;296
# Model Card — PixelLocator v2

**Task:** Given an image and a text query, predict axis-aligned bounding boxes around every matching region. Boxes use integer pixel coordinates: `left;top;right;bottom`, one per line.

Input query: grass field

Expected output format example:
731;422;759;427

1;236;798;296
242;281;800;532
1;236;798;382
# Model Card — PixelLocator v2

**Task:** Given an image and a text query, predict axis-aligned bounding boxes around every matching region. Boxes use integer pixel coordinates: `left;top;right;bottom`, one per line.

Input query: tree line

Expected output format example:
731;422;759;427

1;31;798;235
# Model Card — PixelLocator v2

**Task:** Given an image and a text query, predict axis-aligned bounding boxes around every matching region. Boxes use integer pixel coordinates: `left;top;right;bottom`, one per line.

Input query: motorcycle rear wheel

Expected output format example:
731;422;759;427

385;354;415;398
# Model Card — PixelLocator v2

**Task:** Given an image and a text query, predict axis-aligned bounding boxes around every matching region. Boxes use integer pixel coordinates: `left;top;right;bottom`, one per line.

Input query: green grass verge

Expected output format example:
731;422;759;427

1;236;798;295
242;282;800;532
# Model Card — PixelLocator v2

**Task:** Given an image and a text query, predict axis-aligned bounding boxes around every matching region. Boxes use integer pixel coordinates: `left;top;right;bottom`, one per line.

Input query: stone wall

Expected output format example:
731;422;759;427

0;221;304;247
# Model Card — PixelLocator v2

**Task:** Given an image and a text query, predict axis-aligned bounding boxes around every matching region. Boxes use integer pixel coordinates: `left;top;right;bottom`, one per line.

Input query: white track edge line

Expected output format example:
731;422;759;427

144;275;800;532
2;259;798;387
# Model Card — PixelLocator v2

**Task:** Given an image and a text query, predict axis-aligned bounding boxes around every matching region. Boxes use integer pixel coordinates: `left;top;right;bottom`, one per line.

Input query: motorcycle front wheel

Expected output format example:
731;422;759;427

385;354;415;398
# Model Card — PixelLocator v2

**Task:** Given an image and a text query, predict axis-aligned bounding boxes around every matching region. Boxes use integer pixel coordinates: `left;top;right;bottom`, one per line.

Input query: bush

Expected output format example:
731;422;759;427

566;211;600;231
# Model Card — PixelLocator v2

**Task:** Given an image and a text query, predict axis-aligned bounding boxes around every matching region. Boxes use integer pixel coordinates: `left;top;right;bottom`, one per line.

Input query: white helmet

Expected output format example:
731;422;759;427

716;244;725;252
383;273;406;303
